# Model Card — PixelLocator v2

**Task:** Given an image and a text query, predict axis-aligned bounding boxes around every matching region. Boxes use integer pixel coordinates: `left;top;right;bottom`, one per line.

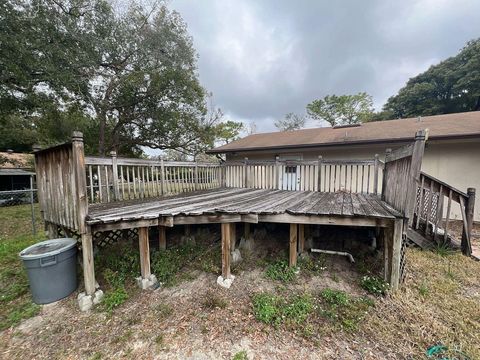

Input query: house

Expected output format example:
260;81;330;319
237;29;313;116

208;111;480;221
0;168;35;191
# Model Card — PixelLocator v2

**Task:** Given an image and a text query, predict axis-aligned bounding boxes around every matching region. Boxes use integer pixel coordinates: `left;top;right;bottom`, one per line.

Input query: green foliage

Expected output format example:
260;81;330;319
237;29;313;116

384;38;480;118
151;243;203;286
306;92;374;126
102;287;128;313
251;292;314;327
232;350;248;360
274;113;306;131
214;120;245;144
298;255;327;275
318;288;374;332
434;243;454;257
360;275;389;296
265;259;297;282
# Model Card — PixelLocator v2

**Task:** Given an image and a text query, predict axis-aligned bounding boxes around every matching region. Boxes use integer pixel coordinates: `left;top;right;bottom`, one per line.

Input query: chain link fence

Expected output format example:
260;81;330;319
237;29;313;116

0;189;38;235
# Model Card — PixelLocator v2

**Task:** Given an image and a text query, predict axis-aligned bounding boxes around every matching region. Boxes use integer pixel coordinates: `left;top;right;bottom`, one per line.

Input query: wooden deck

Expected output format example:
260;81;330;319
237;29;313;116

87;188;402;231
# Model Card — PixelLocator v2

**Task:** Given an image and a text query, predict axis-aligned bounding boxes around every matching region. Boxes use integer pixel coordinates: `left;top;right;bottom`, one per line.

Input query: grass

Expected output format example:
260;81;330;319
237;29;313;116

0;204;44;330
232;350;248;360
360;275;389;296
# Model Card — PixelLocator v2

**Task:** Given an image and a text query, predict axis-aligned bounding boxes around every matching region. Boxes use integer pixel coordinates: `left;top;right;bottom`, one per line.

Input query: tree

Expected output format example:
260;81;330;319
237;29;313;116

0;0;217;157
384;39;480;118
274;113;305;131
214;120;244;144
306;92;374;127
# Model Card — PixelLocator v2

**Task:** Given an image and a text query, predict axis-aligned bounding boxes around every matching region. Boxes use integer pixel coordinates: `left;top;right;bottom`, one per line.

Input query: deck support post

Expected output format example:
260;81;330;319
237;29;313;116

217;223;235;288
298;224;305;254
81;228;96;296
230;223;236;252
137;227;157;289
289;223;298;267
244;223;251;239
158;225;166;250
385;219;403;290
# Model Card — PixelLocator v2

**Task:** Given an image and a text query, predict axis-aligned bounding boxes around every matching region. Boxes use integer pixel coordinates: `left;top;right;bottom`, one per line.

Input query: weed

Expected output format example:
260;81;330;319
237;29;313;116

433;243;454;257
298;255;326;275
0;301;41;330
318;289;374;332
320;288;349;306
89;352;102;360
252;292;314;327
202;291;228;310
445;261;455;280
155;334;164;346
232;350;248;360
155;303;173;319
418;281;429;296
360;275;389;296
265;260;297;282
102;287;128;313
252;293;280;325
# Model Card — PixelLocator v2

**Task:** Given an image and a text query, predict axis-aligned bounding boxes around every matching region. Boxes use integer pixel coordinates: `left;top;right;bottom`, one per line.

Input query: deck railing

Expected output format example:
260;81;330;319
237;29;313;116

412;171;475;255
85;153;222;204
223;156;383;194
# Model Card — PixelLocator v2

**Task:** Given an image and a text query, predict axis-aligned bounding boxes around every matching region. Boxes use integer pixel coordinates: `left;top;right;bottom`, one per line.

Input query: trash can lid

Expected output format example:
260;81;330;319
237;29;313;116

19;238;77;260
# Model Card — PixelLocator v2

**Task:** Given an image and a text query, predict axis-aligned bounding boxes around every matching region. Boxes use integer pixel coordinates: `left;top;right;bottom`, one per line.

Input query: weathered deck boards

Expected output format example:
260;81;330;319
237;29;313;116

87;187;402;227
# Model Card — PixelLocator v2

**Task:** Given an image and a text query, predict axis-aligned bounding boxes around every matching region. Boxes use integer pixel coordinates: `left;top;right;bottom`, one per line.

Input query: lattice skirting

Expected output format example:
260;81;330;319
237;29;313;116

56;226;138;249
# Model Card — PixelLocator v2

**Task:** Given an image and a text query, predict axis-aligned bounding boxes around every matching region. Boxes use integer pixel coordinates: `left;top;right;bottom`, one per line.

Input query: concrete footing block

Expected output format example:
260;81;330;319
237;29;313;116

77;289;104;311
216;274;235;289
239;237;254;251
231;249;243;264
136;274;158;290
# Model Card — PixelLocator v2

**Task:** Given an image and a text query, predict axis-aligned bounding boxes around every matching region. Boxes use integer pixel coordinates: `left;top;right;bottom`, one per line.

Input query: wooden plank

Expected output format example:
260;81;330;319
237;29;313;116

72;132;88;234
139;227;151;279
342;192;354;216
385;143;414;162
221;223;231;278
259;213;391;227
289;223;298;267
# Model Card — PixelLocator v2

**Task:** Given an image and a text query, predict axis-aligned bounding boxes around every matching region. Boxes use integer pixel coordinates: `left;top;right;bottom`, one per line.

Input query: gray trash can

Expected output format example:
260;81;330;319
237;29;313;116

19;238;78;304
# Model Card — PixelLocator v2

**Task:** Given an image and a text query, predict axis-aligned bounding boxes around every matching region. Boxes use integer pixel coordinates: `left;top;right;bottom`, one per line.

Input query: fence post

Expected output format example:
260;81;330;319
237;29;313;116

194;161;199;191
275;156;280;190
244;157;249;188
406;130;427;226
160;156;165;195
381;148;392;200
462;188;476;256
110;151;119;201
373;154;379;195
317;155;323;192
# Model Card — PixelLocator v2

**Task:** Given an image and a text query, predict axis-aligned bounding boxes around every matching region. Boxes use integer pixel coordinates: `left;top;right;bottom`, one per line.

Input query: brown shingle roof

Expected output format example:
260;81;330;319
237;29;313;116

208;111;480;154
0;152;33;168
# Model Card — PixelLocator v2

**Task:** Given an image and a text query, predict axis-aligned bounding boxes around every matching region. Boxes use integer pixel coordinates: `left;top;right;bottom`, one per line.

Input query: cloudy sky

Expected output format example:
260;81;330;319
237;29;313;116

170;0;480;132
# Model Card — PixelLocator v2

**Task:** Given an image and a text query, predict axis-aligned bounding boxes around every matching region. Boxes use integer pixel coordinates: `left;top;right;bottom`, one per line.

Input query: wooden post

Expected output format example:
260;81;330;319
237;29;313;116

244;223;251;239
230;223;236;251
139;227;151;279
461;188;476;256
382;149;392;201
298;224;305;254
194;162;199;191
158;225;166;250
72;132;95;295
289;223;298;267
81;229;96;295
373;154;379;195
111;151;120;201
221;223;231;279
406;130;427;226
317;155;323;192
386;219;403;290
160;157;165;195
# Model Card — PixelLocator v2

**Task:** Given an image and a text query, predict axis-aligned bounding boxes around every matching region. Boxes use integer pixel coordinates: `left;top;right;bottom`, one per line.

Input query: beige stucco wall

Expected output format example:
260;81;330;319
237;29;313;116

226;139;480;221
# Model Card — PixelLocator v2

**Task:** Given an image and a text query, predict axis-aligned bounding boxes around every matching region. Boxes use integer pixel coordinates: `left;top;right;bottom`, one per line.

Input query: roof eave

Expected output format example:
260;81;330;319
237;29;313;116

206;133;480;154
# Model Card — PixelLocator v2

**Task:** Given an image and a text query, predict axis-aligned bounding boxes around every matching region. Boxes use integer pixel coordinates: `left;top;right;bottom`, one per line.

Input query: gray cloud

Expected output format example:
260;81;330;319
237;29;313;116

171;0;480;131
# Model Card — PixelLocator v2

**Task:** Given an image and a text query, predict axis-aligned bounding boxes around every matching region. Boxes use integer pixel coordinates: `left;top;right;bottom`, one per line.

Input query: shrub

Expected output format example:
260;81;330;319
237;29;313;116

360;275;389;296
265;260;297;282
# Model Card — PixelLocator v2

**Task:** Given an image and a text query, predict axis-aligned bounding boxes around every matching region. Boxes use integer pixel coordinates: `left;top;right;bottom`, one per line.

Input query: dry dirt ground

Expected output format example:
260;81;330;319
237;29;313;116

1;223;479;360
